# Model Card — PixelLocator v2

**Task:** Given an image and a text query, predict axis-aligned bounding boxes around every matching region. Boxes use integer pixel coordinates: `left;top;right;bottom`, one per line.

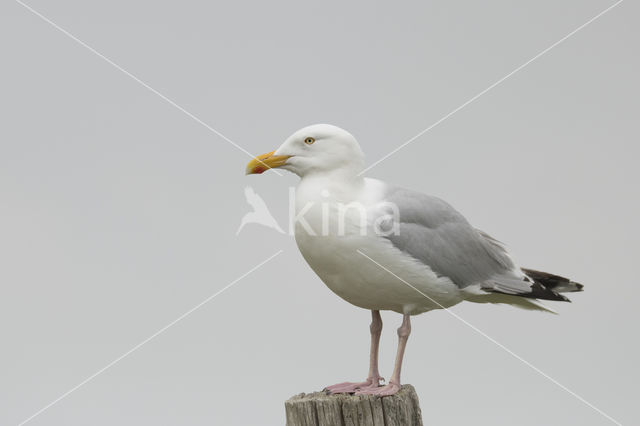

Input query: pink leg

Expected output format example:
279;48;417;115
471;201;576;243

355;314;411;396
325;310;384;394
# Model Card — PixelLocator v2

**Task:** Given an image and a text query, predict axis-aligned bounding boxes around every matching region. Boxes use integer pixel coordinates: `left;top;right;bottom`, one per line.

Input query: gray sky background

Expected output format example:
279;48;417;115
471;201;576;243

1;1;638;425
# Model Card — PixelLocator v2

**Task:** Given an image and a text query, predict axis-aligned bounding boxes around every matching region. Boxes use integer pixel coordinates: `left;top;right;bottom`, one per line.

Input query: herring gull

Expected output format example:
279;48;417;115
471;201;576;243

245;124;583;396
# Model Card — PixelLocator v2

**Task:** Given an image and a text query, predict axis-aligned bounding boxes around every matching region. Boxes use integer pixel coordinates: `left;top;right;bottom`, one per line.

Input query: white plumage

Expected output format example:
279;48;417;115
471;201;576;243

246;124;582;396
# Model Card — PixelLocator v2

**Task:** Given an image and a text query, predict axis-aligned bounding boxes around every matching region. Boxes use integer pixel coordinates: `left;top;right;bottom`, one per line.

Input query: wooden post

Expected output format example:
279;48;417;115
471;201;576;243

285;385;423;426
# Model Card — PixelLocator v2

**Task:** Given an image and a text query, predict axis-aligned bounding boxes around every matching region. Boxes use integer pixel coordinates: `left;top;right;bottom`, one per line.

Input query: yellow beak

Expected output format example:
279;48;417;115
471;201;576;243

245;151;290;175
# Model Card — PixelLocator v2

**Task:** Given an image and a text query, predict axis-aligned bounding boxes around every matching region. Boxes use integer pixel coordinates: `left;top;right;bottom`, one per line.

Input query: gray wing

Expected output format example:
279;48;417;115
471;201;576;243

383;185;567;300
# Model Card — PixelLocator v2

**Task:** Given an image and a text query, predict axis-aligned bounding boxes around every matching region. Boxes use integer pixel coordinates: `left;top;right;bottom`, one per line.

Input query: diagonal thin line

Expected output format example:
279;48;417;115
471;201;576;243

14;0;282;176
356;249;622;425
359;0;624;176
17;250;283;426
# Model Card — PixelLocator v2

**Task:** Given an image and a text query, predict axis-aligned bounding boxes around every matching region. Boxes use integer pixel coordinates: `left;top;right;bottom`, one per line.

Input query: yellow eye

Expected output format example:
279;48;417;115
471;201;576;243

304;137;315;145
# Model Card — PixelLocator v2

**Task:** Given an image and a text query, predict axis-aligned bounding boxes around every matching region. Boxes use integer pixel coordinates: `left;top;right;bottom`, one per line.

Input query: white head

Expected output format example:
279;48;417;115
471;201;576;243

245;124;364;178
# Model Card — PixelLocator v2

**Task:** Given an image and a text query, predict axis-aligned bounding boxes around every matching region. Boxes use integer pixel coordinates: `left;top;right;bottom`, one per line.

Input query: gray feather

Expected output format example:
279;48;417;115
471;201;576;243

383;185;515;288
382;184;573;302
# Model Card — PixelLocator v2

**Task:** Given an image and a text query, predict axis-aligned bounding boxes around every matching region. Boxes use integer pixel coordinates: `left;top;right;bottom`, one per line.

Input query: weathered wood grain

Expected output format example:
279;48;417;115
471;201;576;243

285;385;423;426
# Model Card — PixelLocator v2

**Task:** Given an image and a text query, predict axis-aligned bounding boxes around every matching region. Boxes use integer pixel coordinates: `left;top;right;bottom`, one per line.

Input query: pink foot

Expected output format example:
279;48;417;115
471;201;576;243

324;376;384;394
354;381;401;396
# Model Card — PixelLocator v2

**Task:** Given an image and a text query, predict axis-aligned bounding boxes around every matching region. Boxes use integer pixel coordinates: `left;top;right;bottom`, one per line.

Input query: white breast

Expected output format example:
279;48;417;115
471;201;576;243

293;177;462;314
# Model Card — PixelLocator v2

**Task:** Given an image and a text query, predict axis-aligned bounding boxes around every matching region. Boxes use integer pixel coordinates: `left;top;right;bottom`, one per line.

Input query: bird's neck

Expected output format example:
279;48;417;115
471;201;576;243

298;171;365;203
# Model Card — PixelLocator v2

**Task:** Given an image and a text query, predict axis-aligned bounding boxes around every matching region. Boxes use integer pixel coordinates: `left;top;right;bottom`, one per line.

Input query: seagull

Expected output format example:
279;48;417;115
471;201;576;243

245;124;583;396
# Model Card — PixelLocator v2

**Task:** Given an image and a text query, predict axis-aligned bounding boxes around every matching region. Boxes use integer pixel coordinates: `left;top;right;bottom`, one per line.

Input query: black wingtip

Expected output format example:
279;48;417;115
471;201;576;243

529;282;571;302
522;268;584;294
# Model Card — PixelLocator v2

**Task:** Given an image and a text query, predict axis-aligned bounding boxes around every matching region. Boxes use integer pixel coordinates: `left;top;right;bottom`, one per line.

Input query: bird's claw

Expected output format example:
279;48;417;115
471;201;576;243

324;376;384;394
354;381;401;396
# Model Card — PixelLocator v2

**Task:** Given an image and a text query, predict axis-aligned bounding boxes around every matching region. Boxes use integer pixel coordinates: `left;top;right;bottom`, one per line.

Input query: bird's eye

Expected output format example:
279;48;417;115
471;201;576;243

304;137;315;145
